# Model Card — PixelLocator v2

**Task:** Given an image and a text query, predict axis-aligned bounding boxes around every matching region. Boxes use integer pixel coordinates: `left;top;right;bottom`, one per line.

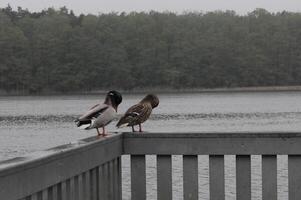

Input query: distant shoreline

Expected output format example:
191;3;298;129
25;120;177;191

183;85;301;93
94;85;301;94
2;85;301;96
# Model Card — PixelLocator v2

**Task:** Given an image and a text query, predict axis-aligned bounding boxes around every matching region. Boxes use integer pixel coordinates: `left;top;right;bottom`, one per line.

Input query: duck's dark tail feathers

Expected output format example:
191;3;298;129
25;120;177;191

75;119;91;129
116;116;130;128
116;112;139;128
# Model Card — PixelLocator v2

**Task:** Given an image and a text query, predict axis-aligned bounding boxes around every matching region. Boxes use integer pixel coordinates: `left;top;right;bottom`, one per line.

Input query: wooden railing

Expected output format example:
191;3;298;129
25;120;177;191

1;132;301;200
0;134;122;200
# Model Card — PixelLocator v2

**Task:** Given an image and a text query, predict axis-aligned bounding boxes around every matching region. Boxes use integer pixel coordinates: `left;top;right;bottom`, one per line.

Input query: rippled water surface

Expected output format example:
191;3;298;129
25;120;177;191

1;91;300;199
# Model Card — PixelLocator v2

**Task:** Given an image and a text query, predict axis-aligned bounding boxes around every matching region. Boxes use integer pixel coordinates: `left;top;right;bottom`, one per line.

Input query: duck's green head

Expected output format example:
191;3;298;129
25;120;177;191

107;90;122;107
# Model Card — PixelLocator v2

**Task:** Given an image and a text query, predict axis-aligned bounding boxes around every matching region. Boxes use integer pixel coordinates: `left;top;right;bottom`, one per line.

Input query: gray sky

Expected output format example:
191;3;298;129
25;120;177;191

1;0;301;15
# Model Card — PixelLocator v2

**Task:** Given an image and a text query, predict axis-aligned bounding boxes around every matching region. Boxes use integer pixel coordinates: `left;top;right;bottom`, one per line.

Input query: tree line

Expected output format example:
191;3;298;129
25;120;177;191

1;5;301;94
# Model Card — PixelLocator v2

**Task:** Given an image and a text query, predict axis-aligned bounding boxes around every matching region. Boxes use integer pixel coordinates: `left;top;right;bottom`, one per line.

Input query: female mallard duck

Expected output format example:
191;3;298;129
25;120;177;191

117;94;159;132
75;90;122;136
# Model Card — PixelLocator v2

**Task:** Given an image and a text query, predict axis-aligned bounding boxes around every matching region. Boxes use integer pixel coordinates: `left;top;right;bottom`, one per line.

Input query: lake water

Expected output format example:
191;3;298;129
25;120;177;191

1;91;300;199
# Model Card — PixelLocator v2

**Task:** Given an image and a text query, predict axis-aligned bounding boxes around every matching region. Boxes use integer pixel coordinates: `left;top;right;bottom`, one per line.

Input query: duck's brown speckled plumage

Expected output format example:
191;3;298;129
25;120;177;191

117;94;159;132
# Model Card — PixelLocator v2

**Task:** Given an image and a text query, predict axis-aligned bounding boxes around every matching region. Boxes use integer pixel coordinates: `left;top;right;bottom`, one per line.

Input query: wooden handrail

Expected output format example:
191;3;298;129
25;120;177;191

2;132;301;200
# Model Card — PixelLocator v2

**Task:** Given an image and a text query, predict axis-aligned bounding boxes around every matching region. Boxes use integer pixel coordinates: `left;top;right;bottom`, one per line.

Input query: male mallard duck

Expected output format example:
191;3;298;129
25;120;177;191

117;94;159;132
75;90;122;136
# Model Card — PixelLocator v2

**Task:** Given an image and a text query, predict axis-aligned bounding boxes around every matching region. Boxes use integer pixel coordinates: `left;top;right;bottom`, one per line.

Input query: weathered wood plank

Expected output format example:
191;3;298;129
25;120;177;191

65;178;72;200
37;191;43;200
0;134;123;200
81;172;87;200
62;181;67;200
95;166;100;200
56;183;62;200
90;168;97;200
78;174;83;200
157;155;172;200
131;155;146;200
183;155;198;200
108;160;114;200
103;162;110;200
117;157;122;200
19;196;31;200
262;155;277;200
98;164;105;200
209;155;225;200
31;194;37;200
26;196;32;200
82;171;90;200
73;176;79;200
47;186;53;200
49;184;58;200
113;158;120;200
42;189;48;200
53;184;58;200
236;155;251;200
288;155;301;200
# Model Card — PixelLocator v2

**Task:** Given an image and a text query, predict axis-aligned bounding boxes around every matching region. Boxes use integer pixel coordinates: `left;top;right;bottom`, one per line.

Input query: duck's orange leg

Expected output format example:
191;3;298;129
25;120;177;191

132;126;136;132
102;127;107;137
96;128;101;136
96;127;107;137
139;124;142;132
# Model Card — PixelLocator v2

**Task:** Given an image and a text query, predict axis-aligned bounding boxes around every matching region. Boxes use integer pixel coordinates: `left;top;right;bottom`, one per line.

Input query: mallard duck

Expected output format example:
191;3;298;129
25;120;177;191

117;94;159;132
75;90;122;136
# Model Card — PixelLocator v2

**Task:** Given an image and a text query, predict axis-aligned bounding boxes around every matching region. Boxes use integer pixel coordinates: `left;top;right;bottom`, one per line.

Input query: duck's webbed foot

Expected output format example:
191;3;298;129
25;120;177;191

96;127;107;137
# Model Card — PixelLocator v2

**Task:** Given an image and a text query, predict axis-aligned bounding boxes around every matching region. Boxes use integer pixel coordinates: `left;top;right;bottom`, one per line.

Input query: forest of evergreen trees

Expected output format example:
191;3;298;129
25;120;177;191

1;5;301;94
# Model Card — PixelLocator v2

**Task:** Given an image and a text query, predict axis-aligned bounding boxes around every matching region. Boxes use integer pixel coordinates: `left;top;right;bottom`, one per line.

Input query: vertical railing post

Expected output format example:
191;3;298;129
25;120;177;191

57;182;62;200
98;164;105;200
157;155;172;200
47;186;54;200
131;155;146;200
262;155;277;200
90;168;97;200
289;155;301;200
115;157;122;200
209;155;225;200
183;155;198;200
236;155;251;200
73;175;79;200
